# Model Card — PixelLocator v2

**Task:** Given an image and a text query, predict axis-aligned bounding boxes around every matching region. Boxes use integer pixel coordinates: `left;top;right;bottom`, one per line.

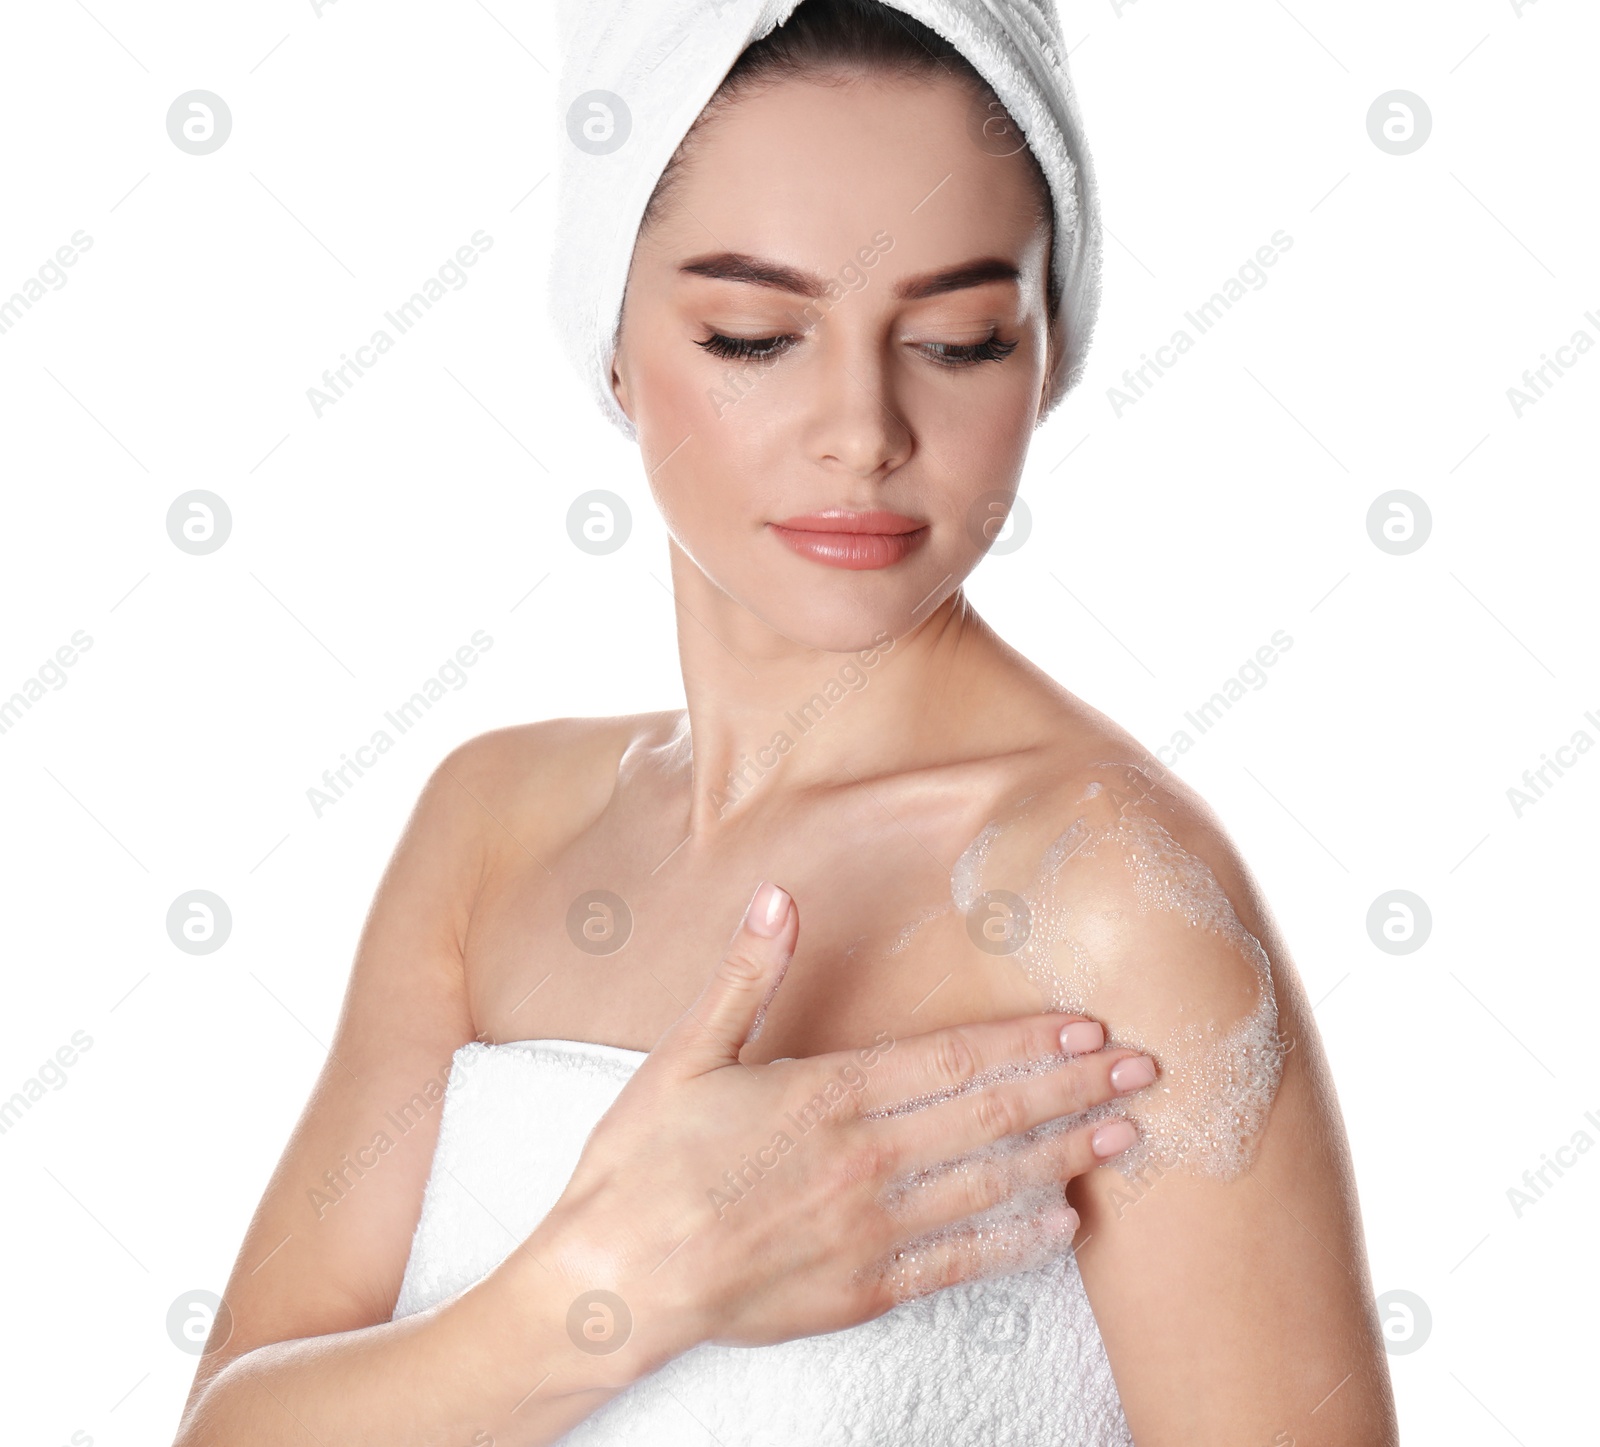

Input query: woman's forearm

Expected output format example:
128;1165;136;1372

174;1211;682;1447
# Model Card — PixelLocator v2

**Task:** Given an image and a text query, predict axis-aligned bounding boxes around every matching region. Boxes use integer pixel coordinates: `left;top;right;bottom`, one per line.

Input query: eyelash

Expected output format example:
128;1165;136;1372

695;332;1020;368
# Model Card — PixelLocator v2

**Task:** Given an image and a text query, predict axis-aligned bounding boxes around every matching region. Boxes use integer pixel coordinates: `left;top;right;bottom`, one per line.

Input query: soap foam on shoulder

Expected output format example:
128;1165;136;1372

859;763;1289;1300
944;765;1287;1186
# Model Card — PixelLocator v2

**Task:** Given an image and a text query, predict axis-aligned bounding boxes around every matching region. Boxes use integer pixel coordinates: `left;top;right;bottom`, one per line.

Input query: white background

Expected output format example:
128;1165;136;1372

1;1;1594;1442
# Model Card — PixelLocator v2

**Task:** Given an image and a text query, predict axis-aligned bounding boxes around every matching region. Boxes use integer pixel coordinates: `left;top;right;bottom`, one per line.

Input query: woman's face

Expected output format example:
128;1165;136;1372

611;69;1054;653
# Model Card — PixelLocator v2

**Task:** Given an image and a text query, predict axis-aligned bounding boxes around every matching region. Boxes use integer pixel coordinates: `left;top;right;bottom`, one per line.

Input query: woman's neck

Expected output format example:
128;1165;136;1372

665;540;1038;836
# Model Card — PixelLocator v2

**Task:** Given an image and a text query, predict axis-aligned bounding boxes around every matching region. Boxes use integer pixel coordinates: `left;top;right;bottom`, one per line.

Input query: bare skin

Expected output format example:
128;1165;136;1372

174;66;1397;1447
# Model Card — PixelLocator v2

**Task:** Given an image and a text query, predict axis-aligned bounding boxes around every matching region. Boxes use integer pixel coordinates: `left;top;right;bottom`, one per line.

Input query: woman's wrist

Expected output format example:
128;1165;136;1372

480;1199;705;1404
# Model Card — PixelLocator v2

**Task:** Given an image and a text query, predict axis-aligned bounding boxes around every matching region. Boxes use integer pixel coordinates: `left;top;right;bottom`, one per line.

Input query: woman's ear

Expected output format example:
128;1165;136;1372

610;352;634;423
1037;327;1057;421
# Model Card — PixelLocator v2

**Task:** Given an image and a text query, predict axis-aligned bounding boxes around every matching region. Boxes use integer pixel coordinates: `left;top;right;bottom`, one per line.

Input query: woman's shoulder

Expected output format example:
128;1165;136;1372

996;673;1263;918
973;716;1328;1184
972;706;1301;1046
429;708;687;859
442;708;683;777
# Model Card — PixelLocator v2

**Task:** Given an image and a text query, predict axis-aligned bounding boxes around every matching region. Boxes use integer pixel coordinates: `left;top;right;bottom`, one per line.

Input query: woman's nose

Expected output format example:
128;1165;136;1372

801;332;914;479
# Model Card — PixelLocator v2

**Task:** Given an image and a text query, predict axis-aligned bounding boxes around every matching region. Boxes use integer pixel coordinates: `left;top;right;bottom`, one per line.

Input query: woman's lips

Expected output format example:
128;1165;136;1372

768;510;929;570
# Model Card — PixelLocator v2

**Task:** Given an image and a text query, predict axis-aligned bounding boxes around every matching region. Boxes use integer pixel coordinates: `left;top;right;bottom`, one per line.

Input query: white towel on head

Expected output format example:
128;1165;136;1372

547;0;1103;441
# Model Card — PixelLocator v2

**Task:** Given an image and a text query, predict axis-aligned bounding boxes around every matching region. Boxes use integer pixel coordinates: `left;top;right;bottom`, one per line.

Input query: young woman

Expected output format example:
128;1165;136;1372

174;3;1397;1443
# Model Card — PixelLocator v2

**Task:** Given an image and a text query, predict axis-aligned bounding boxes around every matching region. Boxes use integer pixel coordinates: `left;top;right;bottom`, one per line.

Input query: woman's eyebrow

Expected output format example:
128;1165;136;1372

678;251;1020;300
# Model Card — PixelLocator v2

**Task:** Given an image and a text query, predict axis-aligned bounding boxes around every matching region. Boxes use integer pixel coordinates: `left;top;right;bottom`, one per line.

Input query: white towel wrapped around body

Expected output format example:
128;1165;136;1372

394;1038;1134;1445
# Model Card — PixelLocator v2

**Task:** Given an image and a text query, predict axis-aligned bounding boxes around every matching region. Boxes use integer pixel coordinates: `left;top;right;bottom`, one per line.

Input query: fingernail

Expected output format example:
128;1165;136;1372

1060;1020;1104;1055
745;880;791;937
1092;1119;1138;1158
1110;1055;1157;1093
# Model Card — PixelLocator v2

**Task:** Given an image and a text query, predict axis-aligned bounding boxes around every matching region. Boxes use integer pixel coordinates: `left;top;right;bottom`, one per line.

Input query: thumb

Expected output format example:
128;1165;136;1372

664;881;797;1074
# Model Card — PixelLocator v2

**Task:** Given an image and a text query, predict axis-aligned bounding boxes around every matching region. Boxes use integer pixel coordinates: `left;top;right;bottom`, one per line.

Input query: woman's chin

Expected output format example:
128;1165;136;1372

731;592;935;656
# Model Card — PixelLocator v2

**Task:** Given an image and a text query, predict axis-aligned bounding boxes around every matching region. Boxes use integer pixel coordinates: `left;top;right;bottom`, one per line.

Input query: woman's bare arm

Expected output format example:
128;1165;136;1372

172;730;665;1446
976;765;1398;1445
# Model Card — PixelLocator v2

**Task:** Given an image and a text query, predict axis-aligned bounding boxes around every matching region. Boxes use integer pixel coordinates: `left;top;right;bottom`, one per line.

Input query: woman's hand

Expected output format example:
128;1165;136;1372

536;880;1159;1371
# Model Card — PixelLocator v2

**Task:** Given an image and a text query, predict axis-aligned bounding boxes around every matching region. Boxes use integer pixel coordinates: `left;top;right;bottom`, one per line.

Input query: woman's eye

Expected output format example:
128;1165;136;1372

695;332;796;362
695;332;1020;368
921;337;1020;367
